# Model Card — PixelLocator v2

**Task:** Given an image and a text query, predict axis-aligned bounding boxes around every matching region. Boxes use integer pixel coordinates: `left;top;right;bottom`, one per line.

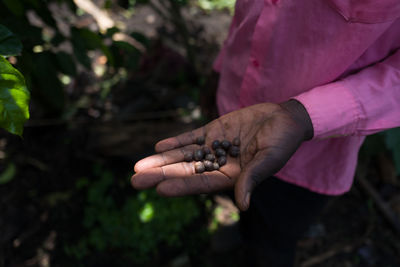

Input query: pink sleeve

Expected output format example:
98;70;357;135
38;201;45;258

294;48;400;139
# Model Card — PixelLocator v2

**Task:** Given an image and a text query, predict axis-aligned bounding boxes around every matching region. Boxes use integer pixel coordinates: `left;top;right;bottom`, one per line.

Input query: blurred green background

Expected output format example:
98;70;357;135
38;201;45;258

0;1;238;266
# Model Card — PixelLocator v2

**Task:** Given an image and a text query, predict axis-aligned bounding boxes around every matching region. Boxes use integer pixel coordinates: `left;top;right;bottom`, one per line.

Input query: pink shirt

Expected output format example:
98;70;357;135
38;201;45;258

214;0;400;195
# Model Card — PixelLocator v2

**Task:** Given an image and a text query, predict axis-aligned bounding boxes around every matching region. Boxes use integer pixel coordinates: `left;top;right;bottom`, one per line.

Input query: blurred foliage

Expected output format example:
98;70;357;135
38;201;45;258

360;128;400;175
0;24;23;56
0;56;30;136
64;165;205;265
0;162;16;184
0;25;30;136
0;0;230;119
0;0;219;264
119;0;234;11
197;0;235;12
0;0;146;116
384;128;400;175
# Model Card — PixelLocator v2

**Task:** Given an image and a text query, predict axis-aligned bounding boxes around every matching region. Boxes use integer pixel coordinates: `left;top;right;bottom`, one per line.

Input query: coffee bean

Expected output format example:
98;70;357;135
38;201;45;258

218;156;227;166
202;146;211;155
205;153;216;162
184;151;193;162
204;160;214;171
232;137;240;146
221;140;231;150
194;149;204;161
213;162;220;170
229;146;240;157
212;140;220;150
196;136;205;145
215;148;226;157
195;162;205;173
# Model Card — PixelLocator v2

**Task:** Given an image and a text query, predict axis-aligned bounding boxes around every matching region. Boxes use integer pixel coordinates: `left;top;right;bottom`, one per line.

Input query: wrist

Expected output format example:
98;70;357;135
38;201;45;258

279;100;314;140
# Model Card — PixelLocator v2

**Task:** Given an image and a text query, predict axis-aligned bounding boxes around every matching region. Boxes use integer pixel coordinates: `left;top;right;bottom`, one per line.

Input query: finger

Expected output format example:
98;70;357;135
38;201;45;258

235;149;281;211
155;127;205;153
134;145;198;172
133;156;239;189
156;171;234;196
131;161;195;189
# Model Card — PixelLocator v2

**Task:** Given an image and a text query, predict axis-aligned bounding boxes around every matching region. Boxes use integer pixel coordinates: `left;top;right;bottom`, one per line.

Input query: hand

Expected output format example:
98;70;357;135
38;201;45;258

131;100;313;211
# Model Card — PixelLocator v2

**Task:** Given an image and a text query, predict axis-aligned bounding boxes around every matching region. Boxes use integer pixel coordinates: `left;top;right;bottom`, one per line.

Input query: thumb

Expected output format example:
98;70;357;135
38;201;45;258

234;149;279;211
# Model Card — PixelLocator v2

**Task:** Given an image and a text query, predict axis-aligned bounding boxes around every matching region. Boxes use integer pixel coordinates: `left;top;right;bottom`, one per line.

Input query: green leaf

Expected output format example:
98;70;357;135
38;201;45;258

0;163;16;184
2;0;24;17
0;56;30;136
75;28;115;65
110;41;140;69
0;24;23;56
71;38;91;69
197;0;235;12
73;28;103;50
31;52;64;112
105;27;120;37
384;127;400;175
139;202;154;223
55;52;77;76
130;32;150;48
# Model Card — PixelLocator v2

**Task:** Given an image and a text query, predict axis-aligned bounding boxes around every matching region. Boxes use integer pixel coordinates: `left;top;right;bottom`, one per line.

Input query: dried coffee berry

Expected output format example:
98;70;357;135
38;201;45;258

213;162;220;170
221;140;231;150
195;162;205;173
218;156;227;166
196;136;205;145
232;137;240;146
202;146;211;155
205;153;216;162
194;149;205;161
215;148;226;157
229;146;240;157
212;140;220;150
203;160;214;171
184;151;193;162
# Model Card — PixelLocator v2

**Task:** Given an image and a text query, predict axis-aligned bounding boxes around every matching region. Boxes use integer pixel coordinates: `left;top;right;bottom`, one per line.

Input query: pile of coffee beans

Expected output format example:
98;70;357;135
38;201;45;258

184;136;241;173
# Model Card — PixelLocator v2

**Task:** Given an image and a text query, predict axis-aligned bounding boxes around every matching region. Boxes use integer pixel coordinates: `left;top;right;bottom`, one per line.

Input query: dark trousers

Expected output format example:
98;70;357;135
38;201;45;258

239;176;333;267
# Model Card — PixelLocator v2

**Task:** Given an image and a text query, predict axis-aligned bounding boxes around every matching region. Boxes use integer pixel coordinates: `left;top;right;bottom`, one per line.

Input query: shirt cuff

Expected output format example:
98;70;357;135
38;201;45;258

293;81;361;139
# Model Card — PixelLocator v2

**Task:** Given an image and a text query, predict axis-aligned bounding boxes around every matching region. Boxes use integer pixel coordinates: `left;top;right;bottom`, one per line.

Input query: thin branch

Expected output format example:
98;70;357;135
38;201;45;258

356;173;400;235
300;241;363;267
148;0;170;21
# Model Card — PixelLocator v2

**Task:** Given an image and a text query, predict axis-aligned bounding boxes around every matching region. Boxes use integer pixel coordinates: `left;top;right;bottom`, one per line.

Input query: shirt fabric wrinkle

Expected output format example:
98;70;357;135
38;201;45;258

215;0;400;195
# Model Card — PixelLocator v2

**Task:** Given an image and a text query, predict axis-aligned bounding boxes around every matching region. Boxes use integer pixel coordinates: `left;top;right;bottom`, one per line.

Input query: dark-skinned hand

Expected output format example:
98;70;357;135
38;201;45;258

131;100;313;211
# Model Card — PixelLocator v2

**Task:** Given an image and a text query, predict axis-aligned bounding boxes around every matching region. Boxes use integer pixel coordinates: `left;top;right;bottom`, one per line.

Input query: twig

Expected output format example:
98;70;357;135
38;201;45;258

113;33;146;53
148;0;197;74
167;0;196;66
73;0;114;32
356;174;400;235
300;241;361;267
148;0;170;21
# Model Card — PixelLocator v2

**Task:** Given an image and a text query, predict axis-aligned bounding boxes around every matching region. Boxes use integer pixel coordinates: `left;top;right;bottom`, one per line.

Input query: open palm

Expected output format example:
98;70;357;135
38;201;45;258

131;101;312;210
